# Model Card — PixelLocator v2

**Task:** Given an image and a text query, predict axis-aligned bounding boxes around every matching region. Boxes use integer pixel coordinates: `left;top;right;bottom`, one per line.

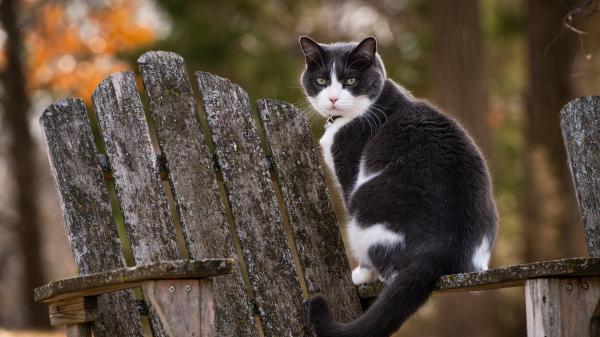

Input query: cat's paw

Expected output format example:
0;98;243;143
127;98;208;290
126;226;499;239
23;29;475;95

352;266;377;285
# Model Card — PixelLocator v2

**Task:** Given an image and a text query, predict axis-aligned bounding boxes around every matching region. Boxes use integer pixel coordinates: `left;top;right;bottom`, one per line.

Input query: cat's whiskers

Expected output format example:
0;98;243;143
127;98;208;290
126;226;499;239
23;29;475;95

291;98;324;124
371;104;389;124
361;110;376;136
367;108;383;126
370;105;388;126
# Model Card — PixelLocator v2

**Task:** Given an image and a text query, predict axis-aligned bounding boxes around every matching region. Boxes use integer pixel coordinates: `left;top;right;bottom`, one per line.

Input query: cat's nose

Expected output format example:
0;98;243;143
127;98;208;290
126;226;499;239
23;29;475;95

329;96;338;104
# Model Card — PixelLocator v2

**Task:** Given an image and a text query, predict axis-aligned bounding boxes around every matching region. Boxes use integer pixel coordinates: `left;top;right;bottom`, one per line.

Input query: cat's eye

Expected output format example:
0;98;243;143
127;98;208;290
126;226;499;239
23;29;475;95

345;78;357;86
315;78;328;86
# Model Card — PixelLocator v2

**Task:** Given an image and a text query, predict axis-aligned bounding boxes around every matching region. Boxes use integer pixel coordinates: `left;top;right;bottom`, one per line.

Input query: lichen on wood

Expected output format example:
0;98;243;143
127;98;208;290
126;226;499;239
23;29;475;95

40;99;143;336
358;257;600;298
196;71;311;337
560;96;600;257
35;259;234;303
92;71;180;263
92;71;182;337
138;51;258;337
257;98;362;322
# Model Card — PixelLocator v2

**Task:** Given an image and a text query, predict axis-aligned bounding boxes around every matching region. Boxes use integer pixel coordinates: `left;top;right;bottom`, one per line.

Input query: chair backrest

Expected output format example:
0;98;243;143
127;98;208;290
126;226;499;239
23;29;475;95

40;51;362;336
560;96;600;258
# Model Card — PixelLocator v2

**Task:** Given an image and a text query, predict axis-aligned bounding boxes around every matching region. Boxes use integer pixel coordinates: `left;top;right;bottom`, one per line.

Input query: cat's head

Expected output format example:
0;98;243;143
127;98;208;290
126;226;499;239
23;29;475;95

299;36;386;119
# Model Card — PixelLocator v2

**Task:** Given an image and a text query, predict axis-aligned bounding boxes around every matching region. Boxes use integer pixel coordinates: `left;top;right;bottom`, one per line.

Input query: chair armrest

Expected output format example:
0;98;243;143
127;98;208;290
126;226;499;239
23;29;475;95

358;257;600;298
35;258;235;303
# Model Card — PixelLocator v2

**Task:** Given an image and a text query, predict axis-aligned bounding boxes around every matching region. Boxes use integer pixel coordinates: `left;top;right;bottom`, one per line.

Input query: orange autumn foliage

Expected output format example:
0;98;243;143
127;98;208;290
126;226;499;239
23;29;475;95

22;0;157;102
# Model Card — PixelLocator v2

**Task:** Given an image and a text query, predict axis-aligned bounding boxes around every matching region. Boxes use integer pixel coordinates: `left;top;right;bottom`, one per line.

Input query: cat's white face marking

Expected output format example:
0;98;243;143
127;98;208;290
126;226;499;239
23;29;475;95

472;236;490;271
308;62;373;119
351;158;383;197
346;217;406;270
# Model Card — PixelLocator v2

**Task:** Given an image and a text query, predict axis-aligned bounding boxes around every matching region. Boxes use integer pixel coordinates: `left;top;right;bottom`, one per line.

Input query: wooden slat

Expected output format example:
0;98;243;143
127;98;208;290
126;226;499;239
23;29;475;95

257;99;362;321
66;324;93;337
92;71;180;262
195;72;311;337
560;96;600;257
48;297;96;326
40;99;144;336
35;259;234;303
138;51;258;337
92;71;181;337
526;277;600;337
142;279;215;337
358;257;600;298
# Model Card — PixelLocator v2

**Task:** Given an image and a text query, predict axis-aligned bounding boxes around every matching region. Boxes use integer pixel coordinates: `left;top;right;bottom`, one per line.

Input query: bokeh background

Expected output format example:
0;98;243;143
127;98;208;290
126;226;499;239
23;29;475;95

0;0;599;335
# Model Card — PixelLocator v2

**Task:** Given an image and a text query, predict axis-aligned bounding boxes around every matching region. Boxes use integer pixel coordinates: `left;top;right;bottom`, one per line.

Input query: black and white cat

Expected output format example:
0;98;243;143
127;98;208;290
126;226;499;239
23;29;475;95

300;36;498;337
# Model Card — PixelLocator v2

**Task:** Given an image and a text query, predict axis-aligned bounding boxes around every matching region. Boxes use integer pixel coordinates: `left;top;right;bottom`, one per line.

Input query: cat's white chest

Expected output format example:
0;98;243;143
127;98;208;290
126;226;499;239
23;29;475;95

319;117;352;177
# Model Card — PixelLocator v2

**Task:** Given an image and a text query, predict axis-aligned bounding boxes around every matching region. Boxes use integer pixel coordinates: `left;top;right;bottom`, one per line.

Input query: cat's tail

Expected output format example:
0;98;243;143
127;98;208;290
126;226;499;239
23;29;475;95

309;259;441;337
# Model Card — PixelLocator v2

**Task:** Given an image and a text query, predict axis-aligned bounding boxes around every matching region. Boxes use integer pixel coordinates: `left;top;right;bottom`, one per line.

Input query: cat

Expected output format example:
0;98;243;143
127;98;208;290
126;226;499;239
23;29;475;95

299;36;498;337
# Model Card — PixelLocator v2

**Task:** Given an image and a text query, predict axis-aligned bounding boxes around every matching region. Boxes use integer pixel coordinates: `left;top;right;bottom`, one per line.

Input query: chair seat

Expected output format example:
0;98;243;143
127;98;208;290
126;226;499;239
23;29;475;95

357;257;600;298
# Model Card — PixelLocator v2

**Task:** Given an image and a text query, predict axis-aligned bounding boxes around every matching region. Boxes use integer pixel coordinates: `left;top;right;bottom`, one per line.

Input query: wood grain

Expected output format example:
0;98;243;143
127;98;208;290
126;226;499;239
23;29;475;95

257;99;362;321
66;324;93;337
48;297;96;326
40;99;143;336
196;72;311;337
526;277;600;337
560;96;600;257
358;257;600;298
143;279;215;337
35;259;234;303
92;71;181;336
92;71;180;263
138;51;257;336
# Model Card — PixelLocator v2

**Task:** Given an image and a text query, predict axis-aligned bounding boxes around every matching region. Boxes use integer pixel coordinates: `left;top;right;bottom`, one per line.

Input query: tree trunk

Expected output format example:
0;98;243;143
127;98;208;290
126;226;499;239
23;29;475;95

0;0;48;327
427;2;523;337
430;0;489;154
523;0;586;262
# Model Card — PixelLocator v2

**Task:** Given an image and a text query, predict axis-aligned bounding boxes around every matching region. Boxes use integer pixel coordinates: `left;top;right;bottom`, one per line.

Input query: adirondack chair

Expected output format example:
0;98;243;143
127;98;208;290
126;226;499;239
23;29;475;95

34;50;600;337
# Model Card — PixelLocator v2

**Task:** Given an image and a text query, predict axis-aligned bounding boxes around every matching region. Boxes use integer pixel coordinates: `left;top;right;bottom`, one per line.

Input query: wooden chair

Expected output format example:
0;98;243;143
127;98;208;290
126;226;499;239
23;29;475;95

34;51;600;337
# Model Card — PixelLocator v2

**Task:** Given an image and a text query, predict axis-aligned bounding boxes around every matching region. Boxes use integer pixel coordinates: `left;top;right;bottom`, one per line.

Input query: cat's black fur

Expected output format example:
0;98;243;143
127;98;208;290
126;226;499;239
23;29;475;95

300;36;498;337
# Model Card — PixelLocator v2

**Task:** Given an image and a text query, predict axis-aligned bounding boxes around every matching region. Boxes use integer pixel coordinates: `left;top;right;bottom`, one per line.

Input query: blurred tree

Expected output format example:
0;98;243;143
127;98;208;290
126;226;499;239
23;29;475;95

0;0;47;327
430;0;490;153
0;0;160;327
152;0;308;104
522;0;586;262
425;2;523;337
27;1;157;102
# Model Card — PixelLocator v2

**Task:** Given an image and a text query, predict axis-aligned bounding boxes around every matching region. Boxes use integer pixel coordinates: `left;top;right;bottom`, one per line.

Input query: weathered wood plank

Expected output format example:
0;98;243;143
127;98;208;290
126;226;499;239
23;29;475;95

48;297;96;326
358;257;600;298
66;324;93;337
526;277;600;337
138;51;257;337
35;259;234;303
525;278;555;337
143;279;215;337
92;71;180;263
560;96;600;257
98;153;170;181
92;71;181;337
40;99;143;336
257;99;362;321
196;72;311;337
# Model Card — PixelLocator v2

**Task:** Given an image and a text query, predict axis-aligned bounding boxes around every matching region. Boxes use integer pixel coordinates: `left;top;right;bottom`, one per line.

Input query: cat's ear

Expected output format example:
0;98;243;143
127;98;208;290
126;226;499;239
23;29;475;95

299;36;324;63
349;36;377;65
